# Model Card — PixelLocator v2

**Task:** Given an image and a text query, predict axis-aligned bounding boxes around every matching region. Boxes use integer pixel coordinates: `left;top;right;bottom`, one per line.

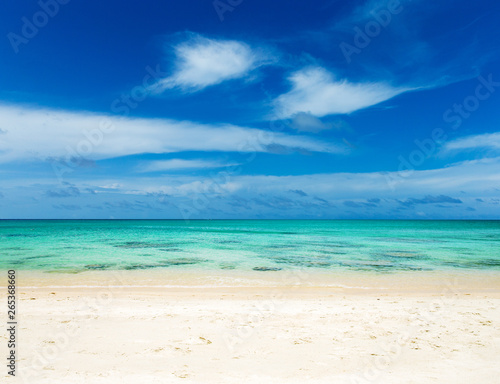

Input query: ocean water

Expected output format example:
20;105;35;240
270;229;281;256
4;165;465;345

0;220;499;274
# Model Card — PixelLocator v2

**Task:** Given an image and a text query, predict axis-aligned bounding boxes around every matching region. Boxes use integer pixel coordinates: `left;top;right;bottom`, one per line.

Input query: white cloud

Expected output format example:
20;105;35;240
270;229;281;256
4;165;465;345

98;183;122;190
273;66;410;118
0;104;342;163
442;132;500;153
227;158;500;198
3;156;500;218
155;34;273;93
136;159;239;173
154;180;240;197
48;156;500;200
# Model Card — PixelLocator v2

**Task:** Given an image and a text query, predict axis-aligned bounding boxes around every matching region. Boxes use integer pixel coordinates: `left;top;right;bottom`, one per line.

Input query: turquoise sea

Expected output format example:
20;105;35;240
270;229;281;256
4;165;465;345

0;220;499;273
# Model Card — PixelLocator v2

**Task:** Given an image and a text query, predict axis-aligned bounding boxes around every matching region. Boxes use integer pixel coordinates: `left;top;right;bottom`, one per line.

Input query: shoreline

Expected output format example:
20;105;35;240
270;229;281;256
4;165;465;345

6;269;500;294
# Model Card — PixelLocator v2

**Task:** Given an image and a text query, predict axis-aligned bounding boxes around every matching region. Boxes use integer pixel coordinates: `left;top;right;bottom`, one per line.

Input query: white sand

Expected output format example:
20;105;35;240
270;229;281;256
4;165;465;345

2;274;500;384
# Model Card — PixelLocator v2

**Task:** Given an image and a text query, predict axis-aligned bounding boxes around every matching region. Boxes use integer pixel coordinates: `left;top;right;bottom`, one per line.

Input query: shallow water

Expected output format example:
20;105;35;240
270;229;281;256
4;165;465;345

0;220;499;274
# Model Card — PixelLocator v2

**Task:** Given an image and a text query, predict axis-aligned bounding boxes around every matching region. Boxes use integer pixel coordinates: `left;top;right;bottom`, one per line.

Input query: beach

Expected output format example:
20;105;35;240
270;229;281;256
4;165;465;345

3;0;500;381
2;271;500;383
1;220;500;382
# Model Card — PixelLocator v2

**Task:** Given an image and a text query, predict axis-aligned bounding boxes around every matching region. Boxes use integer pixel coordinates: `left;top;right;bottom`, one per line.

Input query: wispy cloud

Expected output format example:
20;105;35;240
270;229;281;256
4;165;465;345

68;155;500;200
3;156;499;218
136;159;240;173
154;34;274;93
0;104;343;163
442;132;500;153
273;66;410;118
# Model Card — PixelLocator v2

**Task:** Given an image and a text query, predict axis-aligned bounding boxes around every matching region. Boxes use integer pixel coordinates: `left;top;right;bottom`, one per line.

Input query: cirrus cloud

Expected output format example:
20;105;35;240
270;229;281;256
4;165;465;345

442;132;500;153
273;66;412;118
0;103;344;164
136;159;240;173
154;34;275;93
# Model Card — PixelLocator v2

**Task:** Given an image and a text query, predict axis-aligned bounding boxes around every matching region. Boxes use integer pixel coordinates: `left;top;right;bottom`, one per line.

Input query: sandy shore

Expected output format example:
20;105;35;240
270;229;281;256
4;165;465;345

1;272;500;383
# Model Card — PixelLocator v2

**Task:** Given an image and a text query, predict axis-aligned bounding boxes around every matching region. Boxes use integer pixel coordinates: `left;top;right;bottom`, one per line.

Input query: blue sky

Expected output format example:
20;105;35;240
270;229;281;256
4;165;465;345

1;0;500;219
